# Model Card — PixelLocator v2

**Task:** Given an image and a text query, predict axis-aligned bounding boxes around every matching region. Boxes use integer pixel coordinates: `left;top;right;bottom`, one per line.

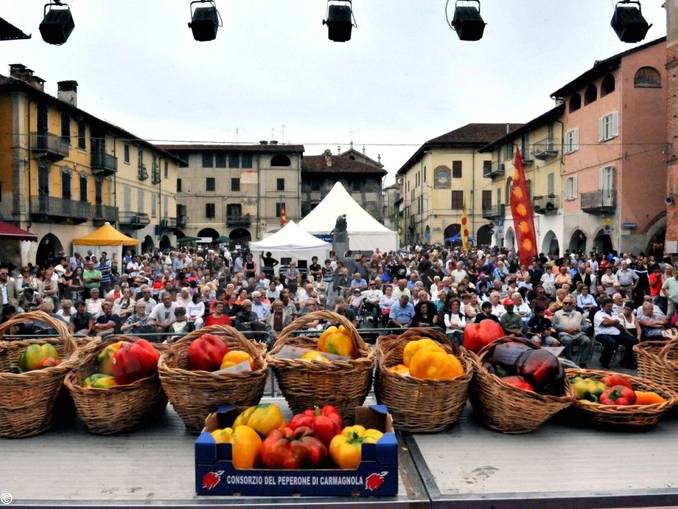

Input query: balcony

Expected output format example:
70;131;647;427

581;191;616;215
92;204;118;225
226;213;252;227
137;165;148;181
151;166;161;185
30;196;91;224
91;151;118;176
533;195;559;215
177;214;187;228
118;211;150;229
531;138;558;160
482;204;506;220
30;132;69;161
483;162;505;178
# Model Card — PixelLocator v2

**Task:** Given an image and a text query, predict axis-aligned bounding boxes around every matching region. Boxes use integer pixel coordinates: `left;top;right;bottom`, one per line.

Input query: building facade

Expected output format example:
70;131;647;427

551;38;667;255
666;0;678;255
0;65;179;266
162;143;304;246
382;183;400;231
479;105;565;256
301;149;386;221
397;124;521;247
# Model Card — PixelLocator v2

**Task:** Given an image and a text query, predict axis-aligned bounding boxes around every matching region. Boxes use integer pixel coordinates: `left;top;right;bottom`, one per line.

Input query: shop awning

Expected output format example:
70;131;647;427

0;220;37;241
177;236;201;244
72;222;139;247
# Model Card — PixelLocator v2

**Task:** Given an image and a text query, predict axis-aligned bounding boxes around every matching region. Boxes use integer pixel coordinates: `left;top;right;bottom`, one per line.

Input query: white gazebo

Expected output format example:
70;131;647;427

249;221;331;268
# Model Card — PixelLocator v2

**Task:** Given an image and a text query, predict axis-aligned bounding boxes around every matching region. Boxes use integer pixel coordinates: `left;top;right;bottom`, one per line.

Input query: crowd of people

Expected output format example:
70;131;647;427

1;244;677;369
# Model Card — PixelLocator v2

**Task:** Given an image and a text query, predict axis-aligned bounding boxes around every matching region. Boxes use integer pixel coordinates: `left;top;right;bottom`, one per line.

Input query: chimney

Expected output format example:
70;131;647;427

259;140;269;145
9;64;45;91
323;148;332;167
57;80;78;107
269;140;278;145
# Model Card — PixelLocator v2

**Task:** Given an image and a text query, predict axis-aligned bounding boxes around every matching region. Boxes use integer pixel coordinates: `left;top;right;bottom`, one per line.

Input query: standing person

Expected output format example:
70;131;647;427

261;252;279;279
593;298;637;369
615;260;638;298
66;266;84;303
661;265;678;318
648;265;666;313
0;266;19;321
98;252;112;294
244;254;256;280
83;260;102;299
308;256;323;282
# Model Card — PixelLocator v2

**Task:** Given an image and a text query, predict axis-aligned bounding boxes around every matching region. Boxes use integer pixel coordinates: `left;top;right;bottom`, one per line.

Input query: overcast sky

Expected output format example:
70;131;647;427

1;0;669;184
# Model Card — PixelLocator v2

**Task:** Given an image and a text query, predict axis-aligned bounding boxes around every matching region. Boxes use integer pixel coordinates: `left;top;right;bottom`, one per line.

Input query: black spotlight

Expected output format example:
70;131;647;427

611;0;652;43
447;0;485;41
189;0;221;42
39;1;75;45
323;0;356;43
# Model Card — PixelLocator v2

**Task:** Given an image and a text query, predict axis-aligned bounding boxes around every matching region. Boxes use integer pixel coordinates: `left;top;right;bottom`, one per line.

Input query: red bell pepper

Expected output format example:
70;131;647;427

516;349;564;395
187;333;228;371
112;339;159;385
288;405;343;446
260;426;327;469
462;319;504;353
600;385;637;405
501;375;535;392
602;374;633;390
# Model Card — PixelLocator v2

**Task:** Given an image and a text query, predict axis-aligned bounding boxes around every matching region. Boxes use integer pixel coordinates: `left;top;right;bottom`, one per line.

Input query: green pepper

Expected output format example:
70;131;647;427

83;373;118;389
571;377;606;402
18;344;60;371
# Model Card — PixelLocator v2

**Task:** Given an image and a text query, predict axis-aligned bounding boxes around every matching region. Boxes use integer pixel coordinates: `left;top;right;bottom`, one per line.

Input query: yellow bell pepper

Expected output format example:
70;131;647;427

233;403;285;437
402;338;444;367
96;341;124;376
409;350;464;381
211;425;262;469
211;427;233;444
83;373;118;389
220;350;254;370
300;350;330;363
388;364;410;376
18;343;60;371
329;425;384;470
318;325;355;358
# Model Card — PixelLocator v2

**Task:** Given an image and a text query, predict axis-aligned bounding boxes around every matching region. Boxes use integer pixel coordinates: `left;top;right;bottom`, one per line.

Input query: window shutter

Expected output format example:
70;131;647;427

573;176;578;198
573;129;579;151
598;117;604;142
611;112;619;137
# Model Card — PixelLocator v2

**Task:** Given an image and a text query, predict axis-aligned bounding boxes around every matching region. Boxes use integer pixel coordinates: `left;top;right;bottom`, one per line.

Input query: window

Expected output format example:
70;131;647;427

124;185;131;212
164;160;168;178
202;152;214;168
599;112;619;142
77;121;86;149
564;128;580;154
565;176;578;200
163;195;169;218
451;190;464;210
276;202;286;217
215;152;227;168
569;93;581;113
505;143;514;160
547;173;555;196
206;177;215;191
228;153;240;168
521;135;528;158
95;179;102;205
634;67;661;88
79;175;87;202
178;154;188;168
483;160;492;174
60;112;70;144
177;178;182;192
231;178;240;192
137;188;144;212
584;84;597;105
601;166;615;197
61;170;71;200
138;148;144;166
241;153;253;168
124;144;130;164
151;193;157;217
311;180;321;191
423;166;427;183
205;203;215;218
271;154;291;167
496;188;501;206
452;160;462;178
601;74;615;96
482;190;492;210
276;178;285;191
227;203;241;217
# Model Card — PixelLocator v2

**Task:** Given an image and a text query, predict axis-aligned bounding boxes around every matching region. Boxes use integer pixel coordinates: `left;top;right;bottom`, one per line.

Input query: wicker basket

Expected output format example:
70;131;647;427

469;336;574;433
64;336;167;435
267;310;374;423
374;328;472;432
158;325;268;433
566;368;678;430
634;339;678;394
0;311;79;438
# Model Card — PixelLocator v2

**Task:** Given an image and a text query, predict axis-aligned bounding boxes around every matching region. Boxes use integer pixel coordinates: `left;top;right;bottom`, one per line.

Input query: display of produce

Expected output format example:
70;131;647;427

387;364;410;375
232;403;285;437
570;373;668;406
16;343;61;372
112;339;160;385
96;341;123;376
388;337;464;381
210;425;263;469
219;350;254;370
187;333;229;371
299;350;330;363
261;426;328;469
317;325;355;358
288;405;343;446
329;425;384;470
599;385;637;406
463;319;504;353
82;373;118;389
500;375;534;392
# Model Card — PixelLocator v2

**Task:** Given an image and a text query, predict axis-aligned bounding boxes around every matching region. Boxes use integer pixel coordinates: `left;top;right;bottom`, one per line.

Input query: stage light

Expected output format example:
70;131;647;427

39;1;74;45
611;0;652;43
189;0;221;42
446;0;485;41
323;0;356;43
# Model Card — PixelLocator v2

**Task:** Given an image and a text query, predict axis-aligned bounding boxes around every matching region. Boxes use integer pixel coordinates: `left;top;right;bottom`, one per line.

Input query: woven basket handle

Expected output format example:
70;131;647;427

0;310;76;353
659;338;678;364
273;310;367;354
172;324;262;359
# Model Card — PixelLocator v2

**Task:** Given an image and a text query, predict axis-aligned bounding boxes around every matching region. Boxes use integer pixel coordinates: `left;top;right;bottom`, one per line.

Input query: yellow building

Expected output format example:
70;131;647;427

397;124;521;246
0;64;180;265
478;105;565;256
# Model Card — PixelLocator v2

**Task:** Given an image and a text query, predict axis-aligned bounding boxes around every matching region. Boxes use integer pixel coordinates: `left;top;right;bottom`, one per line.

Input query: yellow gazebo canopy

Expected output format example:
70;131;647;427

72;222;139;247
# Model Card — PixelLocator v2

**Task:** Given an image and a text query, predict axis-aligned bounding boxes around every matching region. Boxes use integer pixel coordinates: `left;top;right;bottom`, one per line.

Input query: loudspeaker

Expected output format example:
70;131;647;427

451;5;486;41
189;5;219;41
324;4;353;42
39;7;75;45
611;2;651;43
665;195;674;206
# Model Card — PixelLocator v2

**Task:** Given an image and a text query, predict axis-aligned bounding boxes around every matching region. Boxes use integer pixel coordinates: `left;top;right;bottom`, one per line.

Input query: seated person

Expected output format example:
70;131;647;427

205;301;232;327
527;305;560;347
412;291;438;327
500;298;524;336
553;297;592;366
474;301;501;324
594;298;637;369
69;301;93;336
92;301;120;337
638;301;668;340
121;301;154;335
388;295;415;328
168;307;191;340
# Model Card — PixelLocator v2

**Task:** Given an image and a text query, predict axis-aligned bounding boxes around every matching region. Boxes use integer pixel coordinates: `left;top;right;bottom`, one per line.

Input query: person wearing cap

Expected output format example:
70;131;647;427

499;297;523;336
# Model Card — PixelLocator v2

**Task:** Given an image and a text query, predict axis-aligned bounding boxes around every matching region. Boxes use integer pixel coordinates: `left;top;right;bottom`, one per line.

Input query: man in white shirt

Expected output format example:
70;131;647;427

55;299;77;324
149;293;178;331
450;262;468;285
85;288;103;318
593;298;637;369
251;291;271;321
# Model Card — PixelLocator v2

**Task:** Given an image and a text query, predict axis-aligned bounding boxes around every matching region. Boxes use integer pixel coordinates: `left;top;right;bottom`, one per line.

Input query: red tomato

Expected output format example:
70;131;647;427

463;319;504;353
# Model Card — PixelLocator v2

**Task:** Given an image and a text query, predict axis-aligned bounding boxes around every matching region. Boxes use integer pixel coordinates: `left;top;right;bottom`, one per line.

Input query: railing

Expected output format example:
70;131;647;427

118;211;150;226
151;165;161;185
30;132;69;159
481;203;506;219
531;138;558;159
160;217;177;228
483;162;504;178
137;164;148;181
226;213;252;227
533;195;559;215
30;196;91;220
93;204;118;223
91;151;118;175
581;190;616;214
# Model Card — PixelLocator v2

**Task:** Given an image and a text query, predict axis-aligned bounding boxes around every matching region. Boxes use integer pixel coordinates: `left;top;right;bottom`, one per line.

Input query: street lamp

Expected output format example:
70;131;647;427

39;0;75;45
323;0;357;42
446;0;486;41
189;0;222;42
611;0;652;43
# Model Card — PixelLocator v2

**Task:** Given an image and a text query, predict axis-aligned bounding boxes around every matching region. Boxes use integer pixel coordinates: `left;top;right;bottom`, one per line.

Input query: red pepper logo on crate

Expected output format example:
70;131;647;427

202;470;225;490
365;471;389;491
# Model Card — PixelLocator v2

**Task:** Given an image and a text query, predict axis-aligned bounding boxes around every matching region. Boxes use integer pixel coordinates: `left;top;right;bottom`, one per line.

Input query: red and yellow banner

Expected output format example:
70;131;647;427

510;147;537;266
280;203;288;226
461;202;469;253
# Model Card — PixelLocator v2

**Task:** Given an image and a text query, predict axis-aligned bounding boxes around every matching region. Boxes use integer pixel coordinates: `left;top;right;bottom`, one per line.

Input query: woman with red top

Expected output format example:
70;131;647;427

204;301;232;327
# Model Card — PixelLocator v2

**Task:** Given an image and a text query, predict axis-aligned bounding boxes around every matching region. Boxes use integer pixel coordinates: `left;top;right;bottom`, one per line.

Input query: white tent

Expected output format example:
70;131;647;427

249;221;331;267
299;182;398;252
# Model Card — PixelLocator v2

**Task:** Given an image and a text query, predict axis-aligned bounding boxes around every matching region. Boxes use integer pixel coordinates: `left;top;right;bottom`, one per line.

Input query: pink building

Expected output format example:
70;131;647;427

552;37;667;255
